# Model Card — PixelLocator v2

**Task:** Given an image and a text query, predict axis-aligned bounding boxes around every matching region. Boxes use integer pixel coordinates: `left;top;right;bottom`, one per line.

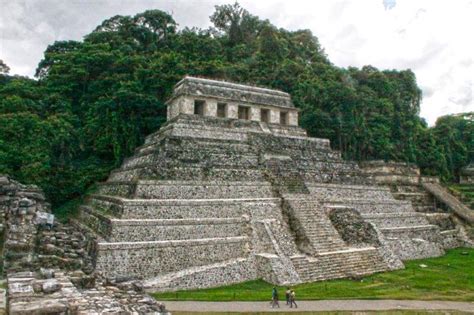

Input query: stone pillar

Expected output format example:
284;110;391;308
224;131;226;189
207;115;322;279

166;99;179;120
288;111;298;126
227;103;238;119
205;99;218;117
181;97;194;115
250;106;260;122
269;109;280;124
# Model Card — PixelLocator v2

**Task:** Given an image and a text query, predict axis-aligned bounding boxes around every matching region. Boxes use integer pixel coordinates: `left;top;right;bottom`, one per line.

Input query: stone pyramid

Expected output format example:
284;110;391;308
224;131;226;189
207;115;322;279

78;77;447;291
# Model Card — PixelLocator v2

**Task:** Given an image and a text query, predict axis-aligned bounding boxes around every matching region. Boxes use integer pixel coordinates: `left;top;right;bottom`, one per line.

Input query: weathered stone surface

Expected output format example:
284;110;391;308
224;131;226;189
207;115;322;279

329;207;380;247
0;175;52;274
42;279;60;293
7;270;168;314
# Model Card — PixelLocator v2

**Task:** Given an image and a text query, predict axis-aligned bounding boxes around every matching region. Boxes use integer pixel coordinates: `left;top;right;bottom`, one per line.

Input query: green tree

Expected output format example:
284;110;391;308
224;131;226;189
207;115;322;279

0;59;10;74
210;2;263;46
432;113;473;180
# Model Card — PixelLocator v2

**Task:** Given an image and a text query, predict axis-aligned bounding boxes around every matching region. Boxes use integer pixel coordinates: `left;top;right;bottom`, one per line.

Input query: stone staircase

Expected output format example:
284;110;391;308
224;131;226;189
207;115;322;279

304;183;445;260
280;193;391;281
363;159;473;247
385;180;472;248
291;247;388;282
283;196;346;254
390;184;438;213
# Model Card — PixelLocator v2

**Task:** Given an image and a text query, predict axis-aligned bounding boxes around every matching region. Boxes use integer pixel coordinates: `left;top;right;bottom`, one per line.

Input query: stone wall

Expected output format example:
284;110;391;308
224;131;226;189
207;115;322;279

144;258;257;292
0;175;50;274
95;237;249;279
36;223;97;273
329;208;381;247
360;160;420;185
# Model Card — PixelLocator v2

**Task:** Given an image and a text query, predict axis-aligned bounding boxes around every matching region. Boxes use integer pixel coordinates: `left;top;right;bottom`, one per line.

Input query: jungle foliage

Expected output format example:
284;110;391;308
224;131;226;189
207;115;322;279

0;4;472;210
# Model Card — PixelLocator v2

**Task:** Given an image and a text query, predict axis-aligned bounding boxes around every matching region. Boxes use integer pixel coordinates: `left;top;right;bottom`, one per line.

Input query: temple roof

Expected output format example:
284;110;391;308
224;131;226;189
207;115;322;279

166;76;295;109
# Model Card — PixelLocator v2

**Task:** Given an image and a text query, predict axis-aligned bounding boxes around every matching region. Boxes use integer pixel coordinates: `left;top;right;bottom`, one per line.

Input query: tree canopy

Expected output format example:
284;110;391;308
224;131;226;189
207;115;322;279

0;3;472;210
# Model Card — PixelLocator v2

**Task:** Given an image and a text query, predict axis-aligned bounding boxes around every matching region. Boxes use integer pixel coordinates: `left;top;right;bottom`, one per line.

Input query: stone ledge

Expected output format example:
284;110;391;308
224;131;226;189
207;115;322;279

285;197;409;206
325;199;412;206
362;213;426;219
440;229;458;235
315;246;377;256
272;134;329;144
109;217;248;226
136;180;272;186
97;236;248;250
305;182;391;192
380;225;439;232
91;194;280;205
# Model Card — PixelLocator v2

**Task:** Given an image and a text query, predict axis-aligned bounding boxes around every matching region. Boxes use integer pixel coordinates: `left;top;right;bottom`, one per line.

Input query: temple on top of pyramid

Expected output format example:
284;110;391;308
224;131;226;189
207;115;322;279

76;77;470;293
166;76;299;126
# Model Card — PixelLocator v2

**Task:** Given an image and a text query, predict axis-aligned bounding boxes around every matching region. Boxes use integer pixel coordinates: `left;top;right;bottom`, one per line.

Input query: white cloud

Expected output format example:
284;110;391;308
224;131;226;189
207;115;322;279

1;0;472;125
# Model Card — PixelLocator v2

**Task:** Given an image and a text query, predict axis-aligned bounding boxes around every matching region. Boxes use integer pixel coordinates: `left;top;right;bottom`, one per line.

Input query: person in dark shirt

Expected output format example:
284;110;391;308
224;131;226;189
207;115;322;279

285;287;291;305
271;287;280;308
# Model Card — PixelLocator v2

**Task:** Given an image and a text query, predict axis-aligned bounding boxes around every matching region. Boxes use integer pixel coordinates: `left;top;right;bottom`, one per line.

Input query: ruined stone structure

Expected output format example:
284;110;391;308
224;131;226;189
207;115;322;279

460;163;474;184
360;161;474;250
0;175;168;314
0;175;52;274
76;77;467;292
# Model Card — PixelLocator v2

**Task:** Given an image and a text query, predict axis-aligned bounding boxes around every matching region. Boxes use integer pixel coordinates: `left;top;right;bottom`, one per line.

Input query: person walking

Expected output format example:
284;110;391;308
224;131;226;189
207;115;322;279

289;289;297;308
271;287;280;308
285;287;291;305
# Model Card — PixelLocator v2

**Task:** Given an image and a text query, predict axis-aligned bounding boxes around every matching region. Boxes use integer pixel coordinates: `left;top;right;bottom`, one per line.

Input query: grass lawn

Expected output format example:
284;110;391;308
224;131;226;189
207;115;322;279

153;248;474;302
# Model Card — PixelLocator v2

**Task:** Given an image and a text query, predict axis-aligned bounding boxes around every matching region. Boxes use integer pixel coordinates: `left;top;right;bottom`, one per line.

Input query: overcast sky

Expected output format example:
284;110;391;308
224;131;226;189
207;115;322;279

1;0;472;125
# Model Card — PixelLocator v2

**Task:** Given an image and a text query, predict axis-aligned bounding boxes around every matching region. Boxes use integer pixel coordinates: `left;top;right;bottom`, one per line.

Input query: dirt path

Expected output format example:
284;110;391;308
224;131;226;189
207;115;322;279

165;300;474;313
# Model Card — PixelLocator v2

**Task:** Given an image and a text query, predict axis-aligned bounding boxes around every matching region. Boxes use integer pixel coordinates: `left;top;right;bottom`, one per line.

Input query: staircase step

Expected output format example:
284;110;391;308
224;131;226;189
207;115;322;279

290;247;388;282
